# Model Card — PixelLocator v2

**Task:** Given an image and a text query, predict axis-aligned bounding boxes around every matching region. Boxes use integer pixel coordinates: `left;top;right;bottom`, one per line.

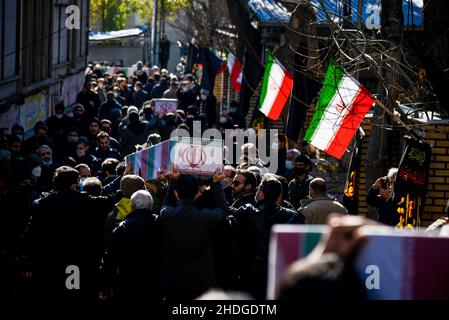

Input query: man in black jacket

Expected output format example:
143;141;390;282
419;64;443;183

23;166;118;303
228;176;305;299
366;168;398;226
101;190;162;303
230;169;257;209
160;173;226;300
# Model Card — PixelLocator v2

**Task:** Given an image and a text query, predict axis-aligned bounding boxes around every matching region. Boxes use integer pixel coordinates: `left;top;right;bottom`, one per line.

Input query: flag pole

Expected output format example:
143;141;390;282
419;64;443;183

374;99;420;140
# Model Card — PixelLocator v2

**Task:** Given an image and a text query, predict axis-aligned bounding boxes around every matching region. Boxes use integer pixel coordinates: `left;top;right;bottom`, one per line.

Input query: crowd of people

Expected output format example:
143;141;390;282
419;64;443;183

1;60;447;304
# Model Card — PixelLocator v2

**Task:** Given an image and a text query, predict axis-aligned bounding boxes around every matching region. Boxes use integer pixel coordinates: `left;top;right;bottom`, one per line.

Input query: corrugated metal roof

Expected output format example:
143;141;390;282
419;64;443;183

248;0;291;24
310;0;423;26
248;0;423;26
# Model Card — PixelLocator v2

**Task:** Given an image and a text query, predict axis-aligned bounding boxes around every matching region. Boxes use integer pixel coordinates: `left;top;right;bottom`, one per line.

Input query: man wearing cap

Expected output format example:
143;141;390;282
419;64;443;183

96;78;107;103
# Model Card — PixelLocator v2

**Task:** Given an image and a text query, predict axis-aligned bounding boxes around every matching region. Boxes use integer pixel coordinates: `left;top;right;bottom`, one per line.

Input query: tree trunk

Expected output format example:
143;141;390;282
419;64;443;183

365;0;403;219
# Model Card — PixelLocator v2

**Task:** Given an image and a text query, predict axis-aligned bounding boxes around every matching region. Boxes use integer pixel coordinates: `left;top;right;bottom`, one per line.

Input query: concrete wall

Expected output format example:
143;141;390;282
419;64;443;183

88;44;145;67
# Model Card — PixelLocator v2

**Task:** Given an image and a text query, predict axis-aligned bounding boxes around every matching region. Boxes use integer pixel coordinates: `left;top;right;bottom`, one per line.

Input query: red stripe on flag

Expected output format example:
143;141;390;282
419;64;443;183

161;140;169;172
325;87;374;159
141;148;149;181
266;72;293;120
230;61;242;93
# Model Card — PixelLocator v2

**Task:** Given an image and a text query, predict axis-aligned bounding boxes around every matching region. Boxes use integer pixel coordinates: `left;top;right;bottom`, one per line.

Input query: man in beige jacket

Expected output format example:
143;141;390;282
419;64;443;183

299;178;348;224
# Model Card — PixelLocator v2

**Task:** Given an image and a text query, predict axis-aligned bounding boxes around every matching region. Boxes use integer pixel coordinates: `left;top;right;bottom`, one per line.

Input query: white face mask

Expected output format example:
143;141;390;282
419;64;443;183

219;116;227;124
55;113;63;119
76;149;86;158
201;94;207;101
285;160;294;170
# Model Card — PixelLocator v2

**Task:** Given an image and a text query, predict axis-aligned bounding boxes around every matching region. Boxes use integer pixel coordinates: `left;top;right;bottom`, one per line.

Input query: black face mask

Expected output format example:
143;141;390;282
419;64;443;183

294;167;306;176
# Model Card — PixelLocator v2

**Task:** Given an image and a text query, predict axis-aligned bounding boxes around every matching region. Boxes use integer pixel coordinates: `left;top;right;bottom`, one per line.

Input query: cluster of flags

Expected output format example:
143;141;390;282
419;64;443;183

194;45;376;160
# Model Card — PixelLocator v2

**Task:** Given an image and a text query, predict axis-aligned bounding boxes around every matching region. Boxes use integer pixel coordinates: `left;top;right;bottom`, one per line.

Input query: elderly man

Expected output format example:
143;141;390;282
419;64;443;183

299;178;348;224
36;145;58;191
102;190;162;303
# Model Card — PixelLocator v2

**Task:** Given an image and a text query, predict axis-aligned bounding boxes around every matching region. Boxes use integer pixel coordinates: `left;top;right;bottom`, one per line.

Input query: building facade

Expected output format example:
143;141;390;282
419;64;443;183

0;0;89;136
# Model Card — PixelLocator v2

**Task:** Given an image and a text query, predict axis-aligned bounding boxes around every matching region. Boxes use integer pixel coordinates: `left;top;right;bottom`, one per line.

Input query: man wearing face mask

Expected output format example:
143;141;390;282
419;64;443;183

284;149;301;181
228;176;304;298
37;145;58;192
46;102;72;137
73;138;100;175
288;154;314;209
177;80;197;111
119;106;151;156
99;92;123;124
196;89;217;129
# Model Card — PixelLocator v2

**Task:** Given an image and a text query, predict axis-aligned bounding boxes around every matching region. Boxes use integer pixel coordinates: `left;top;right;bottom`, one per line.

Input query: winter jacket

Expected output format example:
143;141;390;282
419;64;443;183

119;121;152;156
159;182;226;300
102;208;162;303
288;174;314;209
24;189;115;303
228;201;304;298
299;196;348;224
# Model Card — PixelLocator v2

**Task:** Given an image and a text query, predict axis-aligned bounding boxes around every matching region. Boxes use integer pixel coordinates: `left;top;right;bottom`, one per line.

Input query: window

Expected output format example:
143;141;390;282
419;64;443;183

80;0;88;58
21;0;52;87
0;0;19;81
53;3;70;65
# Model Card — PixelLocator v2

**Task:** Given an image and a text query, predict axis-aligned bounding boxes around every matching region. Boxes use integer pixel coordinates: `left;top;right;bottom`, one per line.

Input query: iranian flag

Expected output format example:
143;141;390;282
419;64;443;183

259;52;293;120
304;60;375;159
126;139;176;181
226;51;243;92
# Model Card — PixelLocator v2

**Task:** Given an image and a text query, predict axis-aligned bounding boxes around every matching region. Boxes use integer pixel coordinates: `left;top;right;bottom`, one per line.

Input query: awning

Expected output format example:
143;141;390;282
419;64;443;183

248;0;423;26
89;27;147;41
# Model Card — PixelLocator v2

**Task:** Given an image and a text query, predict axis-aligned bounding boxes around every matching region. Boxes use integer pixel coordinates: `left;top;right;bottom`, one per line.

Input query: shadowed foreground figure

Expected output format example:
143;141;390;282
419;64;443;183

277;215;371;301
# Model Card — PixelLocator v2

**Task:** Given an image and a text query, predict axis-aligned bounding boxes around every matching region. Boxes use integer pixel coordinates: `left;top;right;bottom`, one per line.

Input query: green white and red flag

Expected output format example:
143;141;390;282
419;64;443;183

304;60;375;159
226;50;243;92
259;52;293;120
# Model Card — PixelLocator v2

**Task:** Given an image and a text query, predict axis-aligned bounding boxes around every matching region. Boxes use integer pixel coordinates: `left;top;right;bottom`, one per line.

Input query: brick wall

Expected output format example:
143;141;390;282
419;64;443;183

293;101;448;226
356;118;449;227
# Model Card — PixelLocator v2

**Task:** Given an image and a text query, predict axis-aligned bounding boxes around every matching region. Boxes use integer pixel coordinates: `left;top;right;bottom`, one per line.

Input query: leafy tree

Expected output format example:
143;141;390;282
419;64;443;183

90;0;189;31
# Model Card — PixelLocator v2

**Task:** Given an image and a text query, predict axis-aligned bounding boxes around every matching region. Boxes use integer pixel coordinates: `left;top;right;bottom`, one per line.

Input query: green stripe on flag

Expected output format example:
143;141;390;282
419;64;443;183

259;52;274;107
304;60;344;141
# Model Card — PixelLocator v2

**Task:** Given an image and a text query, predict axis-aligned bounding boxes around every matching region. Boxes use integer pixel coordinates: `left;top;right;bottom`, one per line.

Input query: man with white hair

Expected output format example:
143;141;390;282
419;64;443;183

37;144;58;191
102;189;162;303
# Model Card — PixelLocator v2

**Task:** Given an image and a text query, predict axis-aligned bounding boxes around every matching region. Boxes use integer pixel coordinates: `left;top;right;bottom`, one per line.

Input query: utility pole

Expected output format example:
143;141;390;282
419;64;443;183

150;0;159;66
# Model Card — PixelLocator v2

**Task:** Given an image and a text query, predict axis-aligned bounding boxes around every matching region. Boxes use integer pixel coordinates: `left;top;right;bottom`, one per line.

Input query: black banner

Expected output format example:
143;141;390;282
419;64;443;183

393;138;431;228
343;128;364;214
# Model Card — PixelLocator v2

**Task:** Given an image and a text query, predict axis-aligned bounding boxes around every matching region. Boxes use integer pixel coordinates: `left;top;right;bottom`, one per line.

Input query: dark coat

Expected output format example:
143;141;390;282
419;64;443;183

93;147;122;162
159;182;226;300
24;189;115;303
230;189;257;209
288;174;314;209
228;201;305;299
102;209;162;303
366;186;397;226
119;121;152;156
